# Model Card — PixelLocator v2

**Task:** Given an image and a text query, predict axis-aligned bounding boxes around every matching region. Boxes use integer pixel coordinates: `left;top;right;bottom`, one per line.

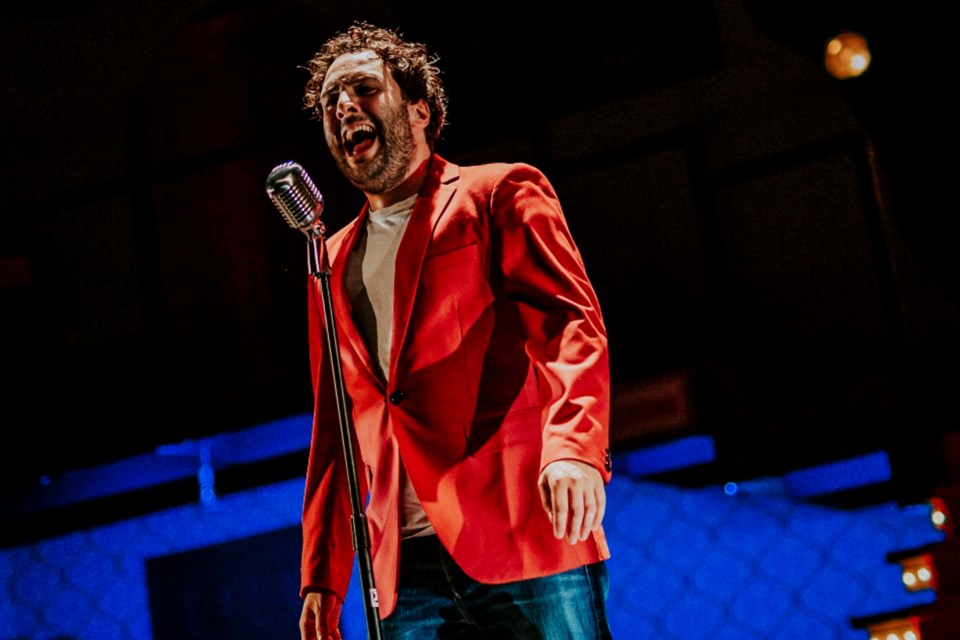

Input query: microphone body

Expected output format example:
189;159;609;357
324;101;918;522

266;161;325;237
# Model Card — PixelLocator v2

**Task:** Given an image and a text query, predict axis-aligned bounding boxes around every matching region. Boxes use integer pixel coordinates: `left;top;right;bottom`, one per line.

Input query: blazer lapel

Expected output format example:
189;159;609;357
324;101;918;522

389;155;459;379
329;207;384;387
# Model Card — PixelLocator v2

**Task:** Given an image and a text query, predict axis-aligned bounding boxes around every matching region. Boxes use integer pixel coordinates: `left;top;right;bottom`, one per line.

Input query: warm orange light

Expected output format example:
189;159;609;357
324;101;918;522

930;496;951;534
824;31;872;79
900;554;937;592
866;617;920;640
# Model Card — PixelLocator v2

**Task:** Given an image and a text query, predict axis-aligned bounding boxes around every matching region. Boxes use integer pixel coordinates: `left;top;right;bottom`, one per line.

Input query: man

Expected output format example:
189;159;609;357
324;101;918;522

297;21;613;640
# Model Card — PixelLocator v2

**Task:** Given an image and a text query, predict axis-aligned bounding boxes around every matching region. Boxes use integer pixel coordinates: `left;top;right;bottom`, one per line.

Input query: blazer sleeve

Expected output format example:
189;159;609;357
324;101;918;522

489;163;612;482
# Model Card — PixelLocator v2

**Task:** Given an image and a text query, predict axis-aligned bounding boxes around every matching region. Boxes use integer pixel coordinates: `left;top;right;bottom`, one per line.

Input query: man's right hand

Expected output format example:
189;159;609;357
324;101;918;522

299;589;343;640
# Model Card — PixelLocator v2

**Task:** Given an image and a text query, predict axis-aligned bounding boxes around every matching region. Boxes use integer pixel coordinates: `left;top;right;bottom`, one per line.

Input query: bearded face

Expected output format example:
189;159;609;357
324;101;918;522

320;50;428;199
325;96;417;195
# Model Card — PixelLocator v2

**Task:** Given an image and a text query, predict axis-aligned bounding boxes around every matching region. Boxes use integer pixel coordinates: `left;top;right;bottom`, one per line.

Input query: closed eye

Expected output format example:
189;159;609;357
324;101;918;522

321;83;379;111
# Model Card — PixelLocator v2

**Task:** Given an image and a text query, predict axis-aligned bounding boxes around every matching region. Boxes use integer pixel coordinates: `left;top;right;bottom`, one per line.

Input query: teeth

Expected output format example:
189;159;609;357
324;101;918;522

343;123;375;145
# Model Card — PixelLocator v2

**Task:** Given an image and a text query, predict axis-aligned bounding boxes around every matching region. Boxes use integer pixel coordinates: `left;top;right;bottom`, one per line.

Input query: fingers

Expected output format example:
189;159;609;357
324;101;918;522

539;460;607;544
300;590;343;640
575;485;595;541
539;465;567;539
299;604;316;640
553;478;571;541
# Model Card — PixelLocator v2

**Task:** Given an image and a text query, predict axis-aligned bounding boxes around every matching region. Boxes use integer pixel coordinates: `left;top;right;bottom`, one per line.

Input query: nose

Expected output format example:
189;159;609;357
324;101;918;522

335;89;359;120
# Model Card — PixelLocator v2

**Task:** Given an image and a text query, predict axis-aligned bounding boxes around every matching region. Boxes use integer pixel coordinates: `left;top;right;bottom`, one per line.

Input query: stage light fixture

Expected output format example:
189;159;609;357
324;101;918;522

861;481;960;637
866;617;919;640
930;497;948;532
900;554;936;592
929;483;960;537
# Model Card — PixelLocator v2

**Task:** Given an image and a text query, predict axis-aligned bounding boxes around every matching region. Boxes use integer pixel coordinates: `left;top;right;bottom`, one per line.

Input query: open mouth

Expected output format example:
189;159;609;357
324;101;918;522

343;123;378;160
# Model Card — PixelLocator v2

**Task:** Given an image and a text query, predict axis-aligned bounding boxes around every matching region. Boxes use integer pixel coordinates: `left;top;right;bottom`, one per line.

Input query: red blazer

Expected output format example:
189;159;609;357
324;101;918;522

300;154;612;619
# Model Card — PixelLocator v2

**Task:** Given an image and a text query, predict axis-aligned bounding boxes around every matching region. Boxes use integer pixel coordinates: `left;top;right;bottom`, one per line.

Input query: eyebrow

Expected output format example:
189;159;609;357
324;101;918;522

321;73;380;99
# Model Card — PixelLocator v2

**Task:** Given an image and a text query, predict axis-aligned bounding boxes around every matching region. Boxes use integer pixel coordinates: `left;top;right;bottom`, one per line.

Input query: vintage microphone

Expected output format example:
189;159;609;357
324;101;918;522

266;161;382;640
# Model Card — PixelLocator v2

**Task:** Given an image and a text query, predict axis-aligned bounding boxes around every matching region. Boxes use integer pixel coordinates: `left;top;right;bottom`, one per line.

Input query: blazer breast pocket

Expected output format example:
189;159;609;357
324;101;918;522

419;242;491;322
423;241;480;274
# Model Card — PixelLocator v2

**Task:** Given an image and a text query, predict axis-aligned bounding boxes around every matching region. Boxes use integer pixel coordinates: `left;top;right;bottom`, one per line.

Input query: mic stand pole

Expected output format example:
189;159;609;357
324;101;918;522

306;228;382;640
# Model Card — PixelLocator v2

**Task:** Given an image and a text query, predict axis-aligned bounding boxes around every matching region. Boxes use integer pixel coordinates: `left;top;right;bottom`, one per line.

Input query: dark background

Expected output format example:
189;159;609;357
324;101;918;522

1;0;957;513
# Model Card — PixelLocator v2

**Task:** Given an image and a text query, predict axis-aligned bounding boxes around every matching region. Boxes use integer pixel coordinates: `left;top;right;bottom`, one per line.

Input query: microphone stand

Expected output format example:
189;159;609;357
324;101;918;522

306;227;382;640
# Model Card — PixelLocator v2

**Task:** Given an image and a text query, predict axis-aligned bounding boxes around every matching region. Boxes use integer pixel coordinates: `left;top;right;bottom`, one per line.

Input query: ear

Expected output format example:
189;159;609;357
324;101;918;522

408;98;431;130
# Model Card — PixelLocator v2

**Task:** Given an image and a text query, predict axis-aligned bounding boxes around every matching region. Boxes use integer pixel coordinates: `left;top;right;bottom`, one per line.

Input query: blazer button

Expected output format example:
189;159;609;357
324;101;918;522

388;390;407;405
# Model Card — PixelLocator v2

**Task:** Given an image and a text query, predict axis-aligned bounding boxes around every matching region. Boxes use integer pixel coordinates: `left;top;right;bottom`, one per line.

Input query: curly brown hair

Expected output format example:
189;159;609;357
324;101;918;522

303;21;448;147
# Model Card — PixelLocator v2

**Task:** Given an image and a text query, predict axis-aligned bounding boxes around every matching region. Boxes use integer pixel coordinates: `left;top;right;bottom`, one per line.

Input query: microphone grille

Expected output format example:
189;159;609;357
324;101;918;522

266;161;324;234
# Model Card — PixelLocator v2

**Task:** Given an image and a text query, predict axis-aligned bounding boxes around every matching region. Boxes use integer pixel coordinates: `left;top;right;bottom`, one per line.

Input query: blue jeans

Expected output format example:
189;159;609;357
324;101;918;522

381;534;613;639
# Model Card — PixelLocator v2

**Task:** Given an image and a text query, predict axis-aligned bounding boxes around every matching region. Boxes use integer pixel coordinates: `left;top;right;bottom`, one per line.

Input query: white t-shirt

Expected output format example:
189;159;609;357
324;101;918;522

344;194;435;540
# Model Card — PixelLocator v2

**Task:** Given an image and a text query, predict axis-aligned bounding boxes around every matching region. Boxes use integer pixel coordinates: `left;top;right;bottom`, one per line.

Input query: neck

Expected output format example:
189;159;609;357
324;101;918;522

364;149;432;211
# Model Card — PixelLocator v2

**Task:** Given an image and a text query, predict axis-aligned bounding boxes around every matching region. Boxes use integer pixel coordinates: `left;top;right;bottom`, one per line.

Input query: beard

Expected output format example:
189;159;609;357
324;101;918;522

327;101;416;195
